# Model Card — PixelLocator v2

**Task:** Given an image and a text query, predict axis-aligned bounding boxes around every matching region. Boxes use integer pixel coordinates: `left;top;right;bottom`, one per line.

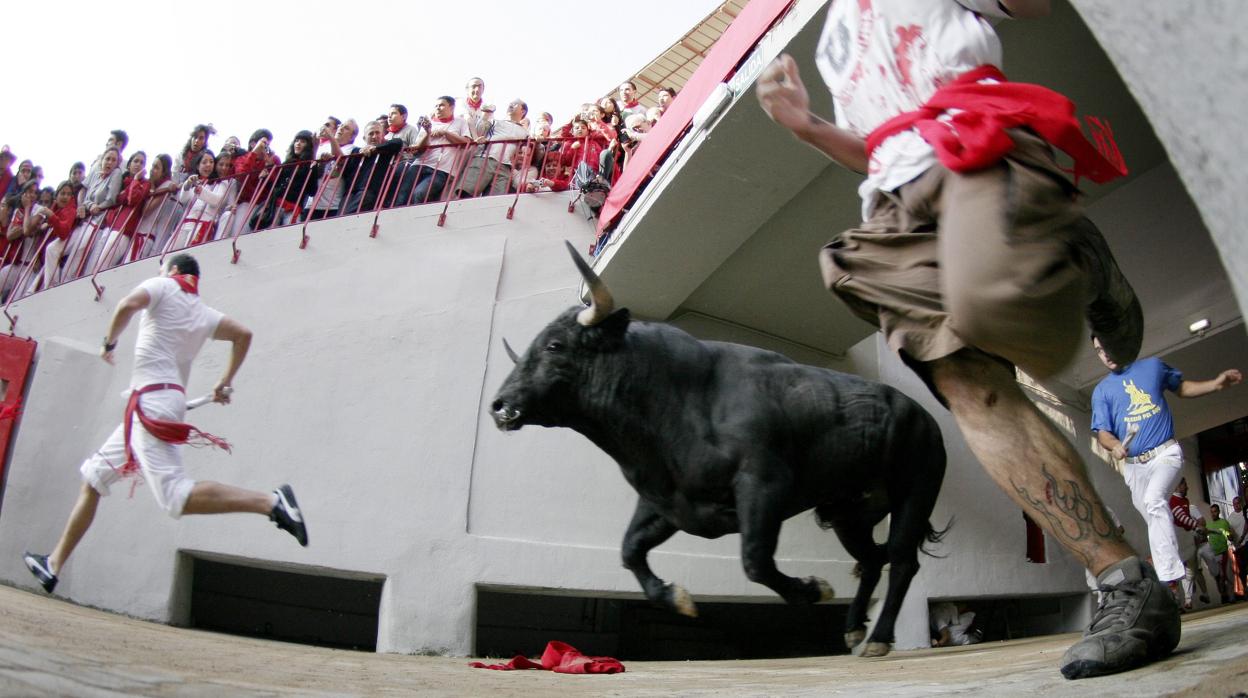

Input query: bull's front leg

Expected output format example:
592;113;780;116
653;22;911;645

736;474;835;605
621;498;697;617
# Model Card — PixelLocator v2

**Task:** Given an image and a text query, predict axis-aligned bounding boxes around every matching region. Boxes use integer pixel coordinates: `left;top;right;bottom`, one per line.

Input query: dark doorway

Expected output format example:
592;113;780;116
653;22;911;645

189;557;383;651
475;588;849;660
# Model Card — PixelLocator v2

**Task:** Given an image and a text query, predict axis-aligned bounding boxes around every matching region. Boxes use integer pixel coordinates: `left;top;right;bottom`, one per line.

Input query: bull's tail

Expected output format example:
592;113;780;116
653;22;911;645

920;517;954;558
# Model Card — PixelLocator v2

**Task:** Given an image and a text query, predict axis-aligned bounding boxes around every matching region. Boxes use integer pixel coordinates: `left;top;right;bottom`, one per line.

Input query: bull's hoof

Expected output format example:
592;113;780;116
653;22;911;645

667;584;698;618
803;576;835;602
860;641;892;658
844;628;866;649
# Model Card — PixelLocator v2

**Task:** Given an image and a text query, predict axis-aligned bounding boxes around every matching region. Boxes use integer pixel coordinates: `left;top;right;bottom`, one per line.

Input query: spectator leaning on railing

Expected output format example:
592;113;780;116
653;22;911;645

28;181;77;292
94;151;151;273
7;159;35;198
340;120;403;216
382;104;424;208
457;99;529;199
135;154;179;262
64;147;123;279
410;96;471;206
172;124;215;186
308;118;359;220
231;129;281;236
173;151;231;249
4;183;40;298
254;130;320;229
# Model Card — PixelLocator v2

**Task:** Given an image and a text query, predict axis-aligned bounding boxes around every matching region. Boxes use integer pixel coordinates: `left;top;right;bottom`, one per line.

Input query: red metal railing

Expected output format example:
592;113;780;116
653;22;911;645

2;134;601;333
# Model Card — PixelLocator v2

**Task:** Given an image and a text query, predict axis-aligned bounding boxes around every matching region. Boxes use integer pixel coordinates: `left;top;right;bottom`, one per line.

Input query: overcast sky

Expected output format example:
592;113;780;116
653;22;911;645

2;0;721;184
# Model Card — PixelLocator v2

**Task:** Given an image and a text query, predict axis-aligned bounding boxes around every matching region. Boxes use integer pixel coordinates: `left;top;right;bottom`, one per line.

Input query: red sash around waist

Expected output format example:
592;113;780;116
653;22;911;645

117;383;231;481
865;65;1127;185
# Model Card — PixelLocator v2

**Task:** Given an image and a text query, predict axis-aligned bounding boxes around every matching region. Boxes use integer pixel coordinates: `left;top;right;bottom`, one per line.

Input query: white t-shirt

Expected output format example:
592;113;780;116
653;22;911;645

419;118;472;174
815;0;1008;218
131;276;224;389
481;120;531;165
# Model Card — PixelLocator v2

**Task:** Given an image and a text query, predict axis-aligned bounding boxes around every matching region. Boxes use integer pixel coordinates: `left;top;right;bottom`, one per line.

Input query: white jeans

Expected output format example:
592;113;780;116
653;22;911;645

42;237;66;290
1123;442;1185;581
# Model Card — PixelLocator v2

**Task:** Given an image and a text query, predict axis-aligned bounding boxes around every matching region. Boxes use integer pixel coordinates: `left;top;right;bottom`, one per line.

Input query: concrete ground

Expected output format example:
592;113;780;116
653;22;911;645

2;584;1247;697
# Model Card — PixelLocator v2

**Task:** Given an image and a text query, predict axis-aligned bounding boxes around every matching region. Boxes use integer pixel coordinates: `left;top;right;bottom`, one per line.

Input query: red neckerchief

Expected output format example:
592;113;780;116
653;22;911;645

466;96;483;111
865;65;1127;185
624;100;640;110
171;273;198;294
432;115;453;124
387;121;405;134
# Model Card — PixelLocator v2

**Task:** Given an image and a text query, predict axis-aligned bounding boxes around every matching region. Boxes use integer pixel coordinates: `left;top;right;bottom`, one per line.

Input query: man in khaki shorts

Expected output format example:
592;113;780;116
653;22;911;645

757;0;1173;680
23;253;308;598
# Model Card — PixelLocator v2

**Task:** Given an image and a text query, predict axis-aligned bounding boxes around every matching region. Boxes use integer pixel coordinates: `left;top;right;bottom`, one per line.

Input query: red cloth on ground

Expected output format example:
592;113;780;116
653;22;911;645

468;641;625;674
866;65;1127;185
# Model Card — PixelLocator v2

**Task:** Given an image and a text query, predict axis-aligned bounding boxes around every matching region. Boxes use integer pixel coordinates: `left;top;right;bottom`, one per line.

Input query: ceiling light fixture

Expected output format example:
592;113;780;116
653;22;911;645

1189;318;1211;335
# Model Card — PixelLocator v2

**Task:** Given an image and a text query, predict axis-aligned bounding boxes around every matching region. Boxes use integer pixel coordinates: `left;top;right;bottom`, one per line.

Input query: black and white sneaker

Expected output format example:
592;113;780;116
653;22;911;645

270;485;308;547
23;552;58;594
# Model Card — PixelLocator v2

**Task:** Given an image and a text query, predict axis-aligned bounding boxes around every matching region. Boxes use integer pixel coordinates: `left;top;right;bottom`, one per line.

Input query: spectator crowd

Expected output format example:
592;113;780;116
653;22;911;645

0;77;678;303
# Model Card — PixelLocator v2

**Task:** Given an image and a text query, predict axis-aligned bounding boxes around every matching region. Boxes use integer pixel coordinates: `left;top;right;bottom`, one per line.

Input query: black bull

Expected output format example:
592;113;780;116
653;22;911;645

491;243;947;656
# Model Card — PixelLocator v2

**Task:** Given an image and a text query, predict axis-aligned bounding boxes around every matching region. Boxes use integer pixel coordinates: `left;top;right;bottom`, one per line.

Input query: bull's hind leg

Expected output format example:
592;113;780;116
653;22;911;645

736;474;835;605
621;498;696;617
861;468;943;657
829;520;887;651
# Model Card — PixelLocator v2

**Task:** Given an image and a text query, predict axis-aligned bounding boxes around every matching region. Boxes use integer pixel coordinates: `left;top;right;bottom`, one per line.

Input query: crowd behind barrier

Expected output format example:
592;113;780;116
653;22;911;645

0;79;681;312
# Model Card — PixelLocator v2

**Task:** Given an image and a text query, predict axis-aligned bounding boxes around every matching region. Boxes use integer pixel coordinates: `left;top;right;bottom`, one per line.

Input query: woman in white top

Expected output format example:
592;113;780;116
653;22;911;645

170;151;231;252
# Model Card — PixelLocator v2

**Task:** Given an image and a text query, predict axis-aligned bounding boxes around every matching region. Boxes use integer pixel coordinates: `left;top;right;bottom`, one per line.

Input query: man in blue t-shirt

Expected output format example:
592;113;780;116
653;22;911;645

1091;335;1241;591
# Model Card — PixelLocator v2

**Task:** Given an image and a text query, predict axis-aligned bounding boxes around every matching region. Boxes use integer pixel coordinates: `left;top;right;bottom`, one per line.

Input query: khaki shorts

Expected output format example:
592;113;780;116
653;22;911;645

822;130;1102;387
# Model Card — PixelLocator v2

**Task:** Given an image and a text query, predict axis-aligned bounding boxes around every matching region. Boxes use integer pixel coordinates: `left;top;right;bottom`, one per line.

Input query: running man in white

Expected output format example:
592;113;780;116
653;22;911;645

23;253;307;595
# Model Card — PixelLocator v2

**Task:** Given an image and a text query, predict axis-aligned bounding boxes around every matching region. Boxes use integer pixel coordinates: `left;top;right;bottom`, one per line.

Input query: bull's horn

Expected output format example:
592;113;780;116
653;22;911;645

565;240;614;326
502;338;520;364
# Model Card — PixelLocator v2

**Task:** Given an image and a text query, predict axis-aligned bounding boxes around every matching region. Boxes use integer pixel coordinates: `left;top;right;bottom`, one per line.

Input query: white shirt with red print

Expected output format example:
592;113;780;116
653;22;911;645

815;0;1009;218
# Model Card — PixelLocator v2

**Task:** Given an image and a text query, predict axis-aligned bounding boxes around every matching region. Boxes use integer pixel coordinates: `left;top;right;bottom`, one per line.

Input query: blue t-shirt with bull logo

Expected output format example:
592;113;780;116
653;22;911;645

1091;357;1183;457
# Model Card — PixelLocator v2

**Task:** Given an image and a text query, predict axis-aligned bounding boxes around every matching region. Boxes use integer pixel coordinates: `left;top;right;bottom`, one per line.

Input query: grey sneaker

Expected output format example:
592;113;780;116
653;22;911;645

1073;220;1143;367
1060;557;1180;680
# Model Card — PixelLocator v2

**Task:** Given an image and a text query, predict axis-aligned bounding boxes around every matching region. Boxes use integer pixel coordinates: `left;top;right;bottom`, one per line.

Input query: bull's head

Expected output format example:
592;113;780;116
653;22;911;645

491;242;631;431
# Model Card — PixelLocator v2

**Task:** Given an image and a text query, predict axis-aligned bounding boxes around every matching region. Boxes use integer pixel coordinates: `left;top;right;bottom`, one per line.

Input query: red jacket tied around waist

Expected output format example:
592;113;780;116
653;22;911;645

866;65;1127;184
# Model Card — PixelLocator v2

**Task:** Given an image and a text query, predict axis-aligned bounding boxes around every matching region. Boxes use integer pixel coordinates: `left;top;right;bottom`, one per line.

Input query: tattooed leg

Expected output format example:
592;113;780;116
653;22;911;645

930;349;1133;575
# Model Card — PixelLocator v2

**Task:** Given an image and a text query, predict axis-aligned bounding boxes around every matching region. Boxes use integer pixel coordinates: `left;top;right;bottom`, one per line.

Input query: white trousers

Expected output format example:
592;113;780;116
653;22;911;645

1123;442;1185;582
79;389;195;518
42;237;66;290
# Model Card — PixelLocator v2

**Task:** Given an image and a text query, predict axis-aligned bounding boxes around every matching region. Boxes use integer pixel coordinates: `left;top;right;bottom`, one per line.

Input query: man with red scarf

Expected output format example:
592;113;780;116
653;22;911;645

460;77;489;139
23;253;307;596
383;104;424;207
757;0;1168;680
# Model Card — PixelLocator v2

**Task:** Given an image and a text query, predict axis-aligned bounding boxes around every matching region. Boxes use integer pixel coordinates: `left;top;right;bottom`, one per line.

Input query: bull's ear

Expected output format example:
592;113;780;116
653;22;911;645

586;308;631;346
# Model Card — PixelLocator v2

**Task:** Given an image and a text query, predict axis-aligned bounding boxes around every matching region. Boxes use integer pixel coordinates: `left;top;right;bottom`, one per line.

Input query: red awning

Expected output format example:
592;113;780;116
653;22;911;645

595;0;796;243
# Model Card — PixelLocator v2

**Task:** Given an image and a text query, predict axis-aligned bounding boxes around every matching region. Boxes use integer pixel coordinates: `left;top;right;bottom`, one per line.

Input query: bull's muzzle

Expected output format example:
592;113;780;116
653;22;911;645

491;399;523;430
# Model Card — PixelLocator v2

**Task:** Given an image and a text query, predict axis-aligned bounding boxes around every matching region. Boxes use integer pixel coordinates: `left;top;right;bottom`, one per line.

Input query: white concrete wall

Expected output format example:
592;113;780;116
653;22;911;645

0;187;1174;655
0;193;904;655
1071;0;1248;325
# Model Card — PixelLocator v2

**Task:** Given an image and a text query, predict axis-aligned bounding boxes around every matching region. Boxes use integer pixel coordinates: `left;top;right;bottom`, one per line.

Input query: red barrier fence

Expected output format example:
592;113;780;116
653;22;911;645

0;135;603;333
